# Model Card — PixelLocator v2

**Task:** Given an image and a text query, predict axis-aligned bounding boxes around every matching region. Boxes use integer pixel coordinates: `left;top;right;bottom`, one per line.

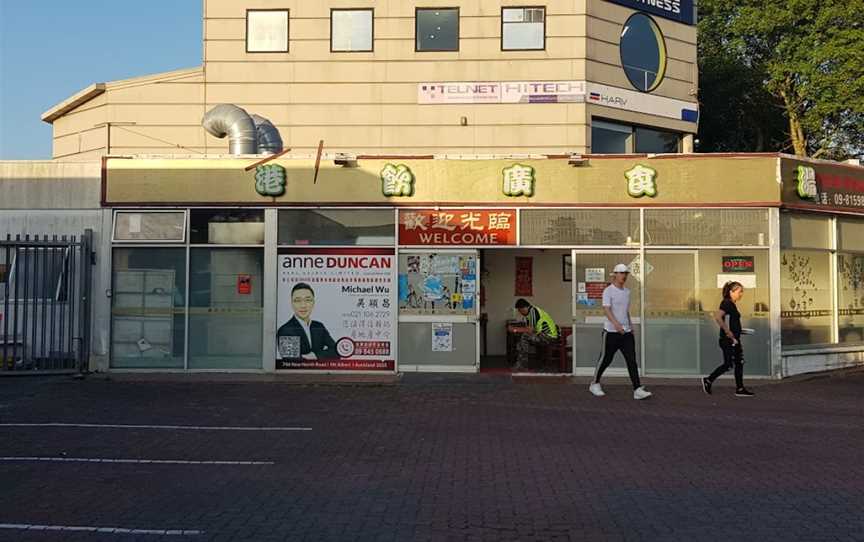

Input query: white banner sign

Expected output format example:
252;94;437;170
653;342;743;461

417;80;698;123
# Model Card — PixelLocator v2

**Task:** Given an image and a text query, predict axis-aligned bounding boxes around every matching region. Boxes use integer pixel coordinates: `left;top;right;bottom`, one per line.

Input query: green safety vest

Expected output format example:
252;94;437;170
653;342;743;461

532;307;559;339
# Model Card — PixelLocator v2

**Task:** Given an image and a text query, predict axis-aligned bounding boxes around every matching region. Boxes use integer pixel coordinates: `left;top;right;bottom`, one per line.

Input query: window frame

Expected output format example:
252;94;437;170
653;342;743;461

500;6;546;52
330;8;375;53
3;247;71;303
246;8;290;54
415;7;460;52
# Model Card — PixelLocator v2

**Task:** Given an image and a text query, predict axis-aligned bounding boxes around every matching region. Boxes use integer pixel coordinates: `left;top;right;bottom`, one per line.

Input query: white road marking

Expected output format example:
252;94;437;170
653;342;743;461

0;456;274;465
0;422;311;431
0;523;202;535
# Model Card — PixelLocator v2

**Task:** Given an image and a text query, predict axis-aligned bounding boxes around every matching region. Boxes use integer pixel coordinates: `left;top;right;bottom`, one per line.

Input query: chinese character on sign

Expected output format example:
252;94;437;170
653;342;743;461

502;164;535;197
255;164;287;197
460;212;483;231
487;212;512;230
432;212;457;231
796;165;818;200
624;165;658;198
381;163;415;197
402;212;428;231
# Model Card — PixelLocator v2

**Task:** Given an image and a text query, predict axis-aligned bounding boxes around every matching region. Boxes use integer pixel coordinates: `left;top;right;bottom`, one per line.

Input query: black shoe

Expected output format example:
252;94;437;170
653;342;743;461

735;388;755;397
702;377;712;395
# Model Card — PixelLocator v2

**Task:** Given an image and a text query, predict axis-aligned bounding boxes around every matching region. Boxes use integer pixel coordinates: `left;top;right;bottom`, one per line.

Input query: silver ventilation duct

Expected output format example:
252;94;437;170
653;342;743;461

251;114;284;155
203;104;283;155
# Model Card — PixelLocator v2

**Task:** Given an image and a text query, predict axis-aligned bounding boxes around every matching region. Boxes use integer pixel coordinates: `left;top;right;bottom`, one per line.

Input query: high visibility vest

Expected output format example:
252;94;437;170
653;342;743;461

533;307;559;339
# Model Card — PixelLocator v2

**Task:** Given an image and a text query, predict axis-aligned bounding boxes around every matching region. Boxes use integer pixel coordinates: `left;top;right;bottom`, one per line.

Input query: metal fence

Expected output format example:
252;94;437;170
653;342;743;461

0;231;94;373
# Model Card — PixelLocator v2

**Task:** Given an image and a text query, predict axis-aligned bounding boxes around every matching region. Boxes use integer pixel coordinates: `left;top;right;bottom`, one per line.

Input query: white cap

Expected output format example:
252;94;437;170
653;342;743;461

612;263;630;274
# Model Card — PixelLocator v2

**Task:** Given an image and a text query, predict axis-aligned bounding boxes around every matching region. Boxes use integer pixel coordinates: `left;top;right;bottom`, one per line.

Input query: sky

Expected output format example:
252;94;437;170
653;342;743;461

0;1;202;159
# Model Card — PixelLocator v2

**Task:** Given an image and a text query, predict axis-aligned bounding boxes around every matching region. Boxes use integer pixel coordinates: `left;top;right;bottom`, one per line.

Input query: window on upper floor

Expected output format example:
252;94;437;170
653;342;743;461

331;8;374;52
416;8;459;52
246;9;289;53
591;120;681;154
502;7;545;51
620;13;667;92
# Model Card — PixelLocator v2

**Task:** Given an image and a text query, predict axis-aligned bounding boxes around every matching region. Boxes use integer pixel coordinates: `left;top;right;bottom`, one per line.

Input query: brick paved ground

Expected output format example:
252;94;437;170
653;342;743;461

0;372;862;542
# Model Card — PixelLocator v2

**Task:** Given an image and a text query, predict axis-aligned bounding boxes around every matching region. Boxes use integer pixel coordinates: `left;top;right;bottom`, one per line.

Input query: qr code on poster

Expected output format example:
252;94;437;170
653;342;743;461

278;336;301;358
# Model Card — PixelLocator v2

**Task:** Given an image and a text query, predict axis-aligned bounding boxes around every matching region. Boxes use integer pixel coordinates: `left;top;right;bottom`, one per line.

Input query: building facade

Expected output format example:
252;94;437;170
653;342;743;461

43;0;698;159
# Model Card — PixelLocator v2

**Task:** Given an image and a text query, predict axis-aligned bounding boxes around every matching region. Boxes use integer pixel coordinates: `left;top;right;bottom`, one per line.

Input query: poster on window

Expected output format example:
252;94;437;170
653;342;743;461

515;257;533;296
276;248;396;371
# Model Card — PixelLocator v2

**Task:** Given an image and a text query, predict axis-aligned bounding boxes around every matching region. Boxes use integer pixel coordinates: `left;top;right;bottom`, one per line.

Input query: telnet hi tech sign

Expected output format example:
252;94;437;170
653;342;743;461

605;0;696;25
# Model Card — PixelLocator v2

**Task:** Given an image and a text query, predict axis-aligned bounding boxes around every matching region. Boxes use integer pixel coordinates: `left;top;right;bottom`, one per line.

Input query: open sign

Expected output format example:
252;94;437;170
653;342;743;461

722;256;754;272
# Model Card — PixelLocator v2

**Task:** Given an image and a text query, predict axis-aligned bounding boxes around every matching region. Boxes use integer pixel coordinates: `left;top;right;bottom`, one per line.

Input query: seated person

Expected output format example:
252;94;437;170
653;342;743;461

514;298;559;371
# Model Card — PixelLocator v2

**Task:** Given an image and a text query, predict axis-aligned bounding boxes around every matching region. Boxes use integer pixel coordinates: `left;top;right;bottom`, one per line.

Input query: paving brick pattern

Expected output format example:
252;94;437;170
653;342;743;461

0;372;862;541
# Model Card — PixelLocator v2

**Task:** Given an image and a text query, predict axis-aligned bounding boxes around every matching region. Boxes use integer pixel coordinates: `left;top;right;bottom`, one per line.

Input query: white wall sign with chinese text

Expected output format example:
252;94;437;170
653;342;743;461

796;166;817;200
398;210;517;245
255;164;287;197
381;163;415;197
502;164;535;197
625;165;658;198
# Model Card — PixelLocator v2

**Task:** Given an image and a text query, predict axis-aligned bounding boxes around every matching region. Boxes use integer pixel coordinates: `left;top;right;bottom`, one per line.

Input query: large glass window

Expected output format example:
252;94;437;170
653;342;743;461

619;13;666;92
645;209;769;246
113;211;186;242
111;248;186;368
502;7;545;50
331;9;373;52
520;209;640;246
188;249;263;369
591;120;632;154
278;209;395;246
246;9;289;53
781;213;834;348
416;8;459;52
634;127;680;154
190;209;264;245
838;219;864;344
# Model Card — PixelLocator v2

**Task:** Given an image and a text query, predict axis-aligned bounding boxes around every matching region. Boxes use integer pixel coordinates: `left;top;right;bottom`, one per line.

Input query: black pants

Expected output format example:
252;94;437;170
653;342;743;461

594;331;641;390
707;338;744;389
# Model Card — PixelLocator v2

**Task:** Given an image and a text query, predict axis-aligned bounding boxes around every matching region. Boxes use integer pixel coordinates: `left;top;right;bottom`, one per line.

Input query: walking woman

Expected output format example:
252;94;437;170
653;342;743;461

702;281;755;397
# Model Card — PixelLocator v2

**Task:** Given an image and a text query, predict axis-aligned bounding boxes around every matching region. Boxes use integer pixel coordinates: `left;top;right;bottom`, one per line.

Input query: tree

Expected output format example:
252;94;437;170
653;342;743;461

697;0;864;158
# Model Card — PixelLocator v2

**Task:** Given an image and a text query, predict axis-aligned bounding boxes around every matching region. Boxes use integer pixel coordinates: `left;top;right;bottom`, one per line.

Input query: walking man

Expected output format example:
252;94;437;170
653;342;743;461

589;264;652;400
514;298;559;371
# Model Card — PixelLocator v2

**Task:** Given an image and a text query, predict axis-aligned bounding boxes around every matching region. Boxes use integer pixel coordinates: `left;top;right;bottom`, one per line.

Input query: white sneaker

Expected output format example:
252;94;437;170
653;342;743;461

589;383;605;397
633;386;652;400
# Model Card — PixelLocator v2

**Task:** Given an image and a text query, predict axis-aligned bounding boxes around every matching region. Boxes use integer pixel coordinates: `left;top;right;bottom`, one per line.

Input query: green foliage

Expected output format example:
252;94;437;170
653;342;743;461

697;0;864;158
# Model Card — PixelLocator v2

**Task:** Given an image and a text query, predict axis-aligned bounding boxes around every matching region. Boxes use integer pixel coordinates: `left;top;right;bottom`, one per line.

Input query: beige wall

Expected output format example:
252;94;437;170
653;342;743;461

47;0;698;159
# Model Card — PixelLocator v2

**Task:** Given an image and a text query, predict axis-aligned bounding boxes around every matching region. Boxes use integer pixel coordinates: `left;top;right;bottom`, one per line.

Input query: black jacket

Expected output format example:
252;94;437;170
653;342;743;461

276;316;338;359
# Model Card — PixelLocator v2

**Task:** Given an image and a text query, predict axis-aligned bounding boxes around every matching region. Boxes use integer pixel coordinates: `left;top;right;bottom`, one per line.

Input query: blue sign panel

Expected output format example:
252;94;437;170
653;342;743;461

604;0;696;25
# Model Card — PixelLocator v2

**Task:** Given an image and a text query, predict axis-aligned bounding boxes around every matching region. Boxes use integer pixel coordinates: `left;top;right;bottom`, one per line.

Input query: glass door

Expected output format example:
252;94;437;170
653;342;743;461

643;250;700;374
571;250;641;375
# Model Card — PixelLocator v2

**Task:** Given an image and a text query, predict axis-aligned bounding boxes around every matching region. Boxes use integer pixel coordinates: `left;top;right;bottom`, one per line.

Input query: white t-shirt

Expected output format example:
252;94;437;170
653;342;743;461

602;284;632;333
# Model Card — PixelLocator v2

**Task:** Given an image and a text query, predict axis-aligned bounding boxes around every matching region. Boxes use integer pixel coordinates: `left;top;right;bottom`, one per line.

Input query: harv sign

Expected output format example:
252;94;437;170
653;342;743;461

605;0;696;25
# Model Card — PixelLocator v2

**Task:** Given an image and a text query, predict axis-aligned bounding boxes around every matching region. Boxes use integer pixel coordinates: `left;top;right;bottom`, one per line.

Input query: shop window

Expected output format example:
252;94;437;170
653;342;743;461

634;127;680;154
113;211;186;243
246;9;289;53
520;209;640;246
780;214;831;249
331;8;373;52
189;209;264;245
619;13;666;92
416;8;459;51
278;209;395;246
188;248;264;369
838;219;864;344
502;7;545;50
645;209;769;246
591;120;632;154
110;248;186;369
398;252;477;317
781;249;834;347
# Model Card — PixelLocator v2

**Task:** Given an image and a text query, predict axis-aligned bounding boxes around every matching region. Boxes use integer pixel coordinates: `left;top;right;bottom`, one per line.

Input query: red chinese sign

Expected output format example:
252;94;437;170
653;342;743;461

237;274;252;295
398;209;517;245
515;257;533;296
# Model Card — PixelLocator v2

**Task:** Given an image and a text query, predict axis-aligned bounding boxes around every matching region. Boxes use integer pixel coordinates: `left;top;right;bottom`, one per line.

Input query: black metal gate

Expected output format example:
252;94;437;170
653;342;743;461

0;231;94;374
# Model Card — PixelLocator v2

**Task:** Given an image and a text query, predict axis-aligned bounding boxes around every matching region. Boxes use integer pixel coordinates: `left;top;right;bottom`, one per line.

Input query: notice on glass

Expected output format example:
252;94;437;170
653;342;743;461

585;268;605;282
432;323;453;352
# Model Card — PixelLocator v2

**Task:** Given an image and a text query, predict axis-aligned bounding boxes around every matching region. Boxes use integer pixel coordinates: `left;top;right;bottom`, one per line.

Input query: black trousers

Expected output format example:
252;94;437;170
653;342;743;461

594;331;641;390
707;338;744;389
